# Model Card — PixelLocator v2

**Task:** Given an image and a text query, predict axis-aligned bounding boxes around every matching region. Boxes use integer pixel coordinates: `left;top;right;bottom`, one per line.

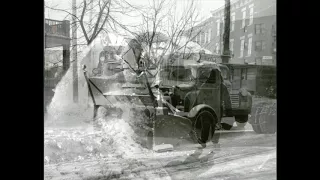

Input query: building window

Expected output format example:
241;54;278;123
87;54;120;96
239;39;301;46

255;24;265;34
240;39;245;58
247;37;252;56
241;8;247;28
249;4;254;25
216;43;220;54
217;20;220;36
255;40;266;51
230;39;234;53
231;13;235;32
208;29;211;43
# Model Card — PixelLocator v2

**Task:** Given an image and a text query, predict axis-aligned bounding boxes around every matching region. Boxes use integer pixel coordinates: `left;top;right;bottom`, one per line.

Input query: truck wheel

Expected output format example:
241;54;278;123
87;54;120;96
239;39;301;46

235;115;248;128
259;103;276;134
235;115;248;123
250;102;276;134
250;102;267;134
193;110;217;143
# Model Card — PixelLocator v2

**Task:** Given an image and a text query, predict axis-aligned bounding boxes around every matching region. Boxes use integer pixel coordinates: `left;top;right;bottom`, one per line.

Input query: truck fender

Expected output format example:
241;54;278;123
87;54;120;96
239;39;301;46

187;104;219;125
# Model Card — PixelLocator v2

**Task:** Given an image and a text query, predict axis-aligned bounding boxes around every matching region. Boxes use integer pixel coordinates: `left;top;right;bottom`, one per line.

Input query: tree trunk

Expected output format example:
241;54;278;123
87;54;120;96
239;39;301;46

72;0;78;103
222;0;231;64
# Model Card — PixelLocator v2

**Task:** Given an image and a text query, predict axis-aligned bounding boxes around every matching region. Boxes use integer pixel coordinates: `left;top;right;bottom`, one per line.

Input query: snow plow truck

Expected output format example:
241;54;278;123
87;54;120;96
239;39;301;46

82;37;257;151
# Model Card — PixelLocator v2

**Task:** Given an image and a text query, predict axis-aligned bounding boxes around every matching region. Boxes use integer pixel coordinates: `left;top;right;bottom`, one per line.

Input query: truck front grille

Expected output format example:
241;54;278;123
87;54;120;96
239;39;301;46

230;94;239;109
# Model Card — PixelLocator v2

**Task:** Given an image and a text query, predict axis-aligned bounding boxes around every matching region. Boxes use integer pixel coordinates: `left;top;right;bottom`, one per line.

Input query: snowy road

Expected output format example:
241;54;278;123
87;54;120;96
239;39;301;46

44;125;276;180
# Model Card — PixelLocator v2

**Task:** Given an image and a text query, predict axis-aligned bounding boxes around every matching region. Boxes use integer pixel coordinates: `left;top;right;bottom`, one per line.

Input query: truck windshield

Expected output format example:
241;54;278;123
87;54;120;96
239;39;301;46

170;67;194;81
160;67;195;82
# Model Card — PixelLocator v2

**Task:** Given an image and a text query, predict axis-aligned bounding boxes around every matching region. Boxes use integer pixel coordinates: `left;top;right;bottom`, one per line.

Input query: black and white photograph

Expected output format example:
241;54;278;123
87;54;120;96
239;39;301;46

44;0;276;179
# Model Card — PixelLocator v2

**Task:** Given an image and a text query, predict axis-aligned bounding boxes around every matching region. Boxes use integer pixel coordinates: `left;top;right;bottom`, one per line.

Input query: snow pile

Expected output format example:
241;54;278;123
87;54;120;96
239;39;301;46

44;112;151;165
45;66;93;127
44;127;101;164
44;40;153;166
97;116;151;158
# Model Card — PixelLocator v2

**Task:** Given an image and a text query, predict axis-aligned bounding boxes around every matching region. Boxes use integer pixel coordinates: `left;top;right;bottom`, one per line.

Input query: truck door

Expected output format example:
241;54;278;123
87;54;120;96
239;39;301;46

197;67;221;118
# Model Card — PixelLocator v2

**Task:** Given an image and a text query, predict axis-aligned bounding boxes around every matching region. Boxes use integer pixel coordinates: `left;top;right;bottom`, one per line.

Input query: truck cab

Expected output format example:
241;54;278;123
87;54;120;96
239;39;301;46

156;60;227;126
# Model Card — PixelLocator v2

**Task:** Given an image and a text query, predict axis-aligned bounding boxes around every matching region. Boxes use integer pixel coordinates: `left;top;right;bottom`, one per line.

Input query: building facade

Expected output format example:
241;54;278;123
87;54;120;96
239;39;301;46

191;0;276;66
185;0;276;95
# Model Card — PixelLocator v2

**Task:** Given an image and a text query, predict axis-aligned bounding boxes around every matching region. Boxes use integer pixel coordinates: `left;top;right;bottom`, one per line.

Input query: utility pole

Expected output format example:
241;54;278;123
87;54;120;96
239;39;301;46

72;0;78;103
222;0;231;64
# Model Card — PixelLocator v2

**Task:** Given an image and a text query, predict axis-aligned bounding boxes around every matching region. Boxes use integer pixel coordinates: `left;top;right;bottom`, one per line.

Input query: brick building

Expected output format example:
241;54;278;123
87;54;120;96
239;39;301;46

190;0;276;66
185;0;276;95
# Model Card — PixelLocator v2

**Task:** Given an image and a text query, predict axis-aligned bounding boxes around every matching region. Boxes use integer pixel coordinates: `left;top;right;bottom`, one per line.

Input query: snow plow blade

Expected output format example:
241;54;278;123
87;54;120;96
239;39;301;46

153;114;194;148
82;65;196;151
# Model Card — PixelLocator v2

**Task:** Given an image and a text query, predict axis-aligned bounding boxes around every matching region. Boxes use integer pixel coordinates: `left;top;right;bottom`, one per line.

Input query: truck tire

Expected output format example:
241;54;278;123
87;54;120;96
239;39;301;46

259;103;276;134
250;102;267;134
192;110;217;143
250;102;276;134
235;115;248;127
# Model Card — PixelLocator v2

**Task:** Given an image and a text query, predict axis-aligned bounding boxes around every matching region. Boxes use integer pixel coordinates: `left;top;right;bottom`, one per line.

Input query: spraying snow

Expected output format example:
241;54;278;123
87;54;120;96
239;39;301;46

44;36;152;165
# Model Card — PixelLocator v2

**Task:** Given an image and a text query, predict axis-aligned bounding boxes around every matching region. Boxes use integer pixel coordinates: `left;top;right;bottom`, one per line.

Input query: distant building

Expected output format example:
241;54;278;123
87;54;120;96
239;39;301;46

187;0;276;66
184;0;276;95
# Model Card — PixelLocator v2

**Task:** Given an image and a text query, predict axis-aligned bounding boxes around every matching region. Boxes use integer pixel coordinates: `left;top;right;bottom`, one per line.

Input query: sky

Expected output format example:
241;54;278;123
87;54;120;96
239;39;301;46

45;0;225;50
45;0;225;22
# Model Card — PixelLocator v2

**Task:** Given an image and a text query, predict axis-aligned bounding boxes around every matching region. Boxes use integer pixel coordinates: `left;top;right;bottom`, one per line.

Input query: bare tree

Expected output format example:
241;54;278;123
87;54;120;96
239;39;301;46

45;0;139;46
125;0;207;71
